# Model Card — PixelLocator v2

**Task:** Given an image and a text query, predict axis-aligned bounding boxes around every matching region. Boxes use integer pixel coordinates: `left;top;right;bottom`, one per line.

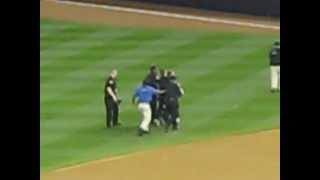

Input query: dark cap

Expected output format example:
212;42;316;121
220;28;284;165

273;40;280;46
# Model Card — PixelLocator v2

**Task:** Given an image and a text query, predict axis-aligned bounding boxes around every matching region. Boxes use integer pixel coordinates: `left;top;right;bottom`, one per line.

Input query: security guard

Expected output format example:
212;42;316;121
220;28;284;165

157;69;169;124
144;65;160;126
104;69;121;128
164;71;184;132
169;71;184;128
269;41;280;92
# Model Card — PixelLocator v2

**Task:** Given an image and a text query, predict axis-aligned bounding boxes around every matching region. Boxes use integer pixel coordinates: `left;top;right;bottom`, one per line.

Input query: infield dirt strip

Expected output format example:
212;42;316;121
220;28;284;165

41;0;279;179
42;130;279;180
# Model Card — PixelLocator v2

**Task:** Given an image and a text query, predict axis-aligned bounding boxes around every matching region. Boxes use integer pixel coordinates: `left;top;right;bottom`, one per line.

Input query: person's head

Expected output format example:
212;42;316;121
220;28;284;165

142;80;148;86
110;69;118;78
273;40;280;49
150;65;157;74
167;70;176;78
160;69;168;77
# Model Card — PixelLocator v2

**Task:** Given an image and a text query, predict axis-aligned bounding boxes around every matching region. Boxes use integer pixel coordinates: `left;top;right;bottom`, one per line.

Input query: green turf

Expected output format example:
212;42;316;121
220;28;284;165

40;19;280;172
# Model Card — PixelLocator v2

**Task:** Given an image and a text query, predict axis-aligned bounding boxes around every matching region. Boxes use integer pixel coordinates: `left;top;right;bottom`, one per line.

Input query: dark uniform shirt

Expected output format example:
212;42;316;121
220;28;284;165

105;76;117;100
164;80;182;103
144;72;159;89
158;76;169;102
158;76;169;91
269;47;280;66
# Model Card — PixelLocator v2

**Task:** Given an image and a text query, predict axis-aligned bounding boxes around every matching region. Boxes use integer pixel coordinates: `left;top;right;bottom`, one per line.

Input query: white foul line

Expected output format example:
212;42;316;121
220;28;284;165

53;0;280;30
54;151;144;173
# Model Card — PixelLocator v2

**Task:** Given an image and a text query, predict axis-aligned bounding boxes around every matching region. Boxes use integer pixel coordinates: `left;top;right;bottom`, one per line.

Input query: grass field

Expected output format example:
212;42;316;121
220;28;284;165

40;19;280;172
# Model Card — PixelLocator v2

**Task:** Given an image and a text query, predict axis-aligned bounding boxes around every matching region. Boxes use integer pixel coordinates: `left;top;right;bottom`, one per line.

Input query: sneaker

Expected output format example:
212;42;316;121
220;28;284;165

172;124;178;131
137;128;148;136
154;119;161;127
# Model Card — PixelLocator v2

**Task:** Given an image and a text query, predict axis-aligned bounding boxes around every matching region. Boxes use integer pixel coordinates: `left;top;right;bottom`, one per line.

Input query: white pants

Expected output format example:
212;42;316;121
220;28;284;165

138;103;152;132
270;66;280;90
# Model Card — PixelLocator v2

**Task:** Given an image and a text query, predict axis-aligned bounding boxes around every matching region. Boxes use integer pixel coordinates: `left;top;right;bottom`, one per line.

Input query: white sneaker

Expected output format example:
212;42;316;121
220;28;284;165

154;119;161;127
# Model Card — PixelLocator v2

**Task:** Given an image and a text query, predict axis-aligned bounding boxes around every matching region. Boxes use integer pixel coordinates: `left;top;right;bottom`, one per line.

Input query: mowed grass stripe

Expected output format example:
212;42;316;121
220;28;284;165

40;31;166;104
40;25;99;51
182;46;270;105
40;22;80;39
175;35;273;78
193;88;279;137
40;32;207;104
40;30;202;83
40;30;134;67
182;69;269;132
40;30;144;85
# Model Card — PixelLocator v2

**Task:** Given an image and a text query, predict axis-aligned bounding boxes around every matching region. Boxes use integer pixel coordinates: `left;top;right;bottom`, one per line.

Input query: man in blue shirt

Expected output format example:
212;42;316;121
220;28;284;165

132;80;165;136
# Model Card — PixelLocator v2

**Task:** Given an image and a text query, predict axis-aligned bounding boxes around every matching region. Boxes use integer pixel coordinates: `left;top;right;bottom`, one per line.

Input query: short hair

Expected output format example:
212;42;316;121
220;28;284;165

110;69;117;77
273;41;280;46
142;80;148;86
150;65;157;71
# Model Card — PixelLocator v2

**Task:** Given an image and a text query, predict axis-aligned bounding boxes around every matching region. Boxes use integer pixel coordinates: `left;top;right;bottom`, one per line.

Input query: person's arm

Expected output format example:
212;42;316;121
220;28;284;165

177;82;184;96
107;87;117;102
132;88;139;104
153;87;165;94
132;96;137;104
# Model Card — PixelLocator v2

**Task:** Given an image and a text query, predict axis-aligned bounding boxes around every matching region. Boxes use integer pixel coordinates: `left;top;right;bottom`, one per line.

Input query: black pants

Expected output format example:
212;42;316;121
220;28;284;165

105;97;119;128
158;97;166;121
150;95;158;123
164;98;179;128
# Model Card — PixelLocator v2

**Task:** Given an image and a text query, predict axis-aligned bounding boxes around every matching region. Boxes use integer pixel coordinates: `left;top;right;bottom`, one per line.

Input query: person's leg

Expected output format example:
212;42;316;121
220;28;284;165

271;66;277;91
157;98;166;124
165;102;174;132
105;99;113;128
276;66;280;91
139;103;152;133
150;97;159;126
171;102;179;130
174;102;180;129
112;102;120;126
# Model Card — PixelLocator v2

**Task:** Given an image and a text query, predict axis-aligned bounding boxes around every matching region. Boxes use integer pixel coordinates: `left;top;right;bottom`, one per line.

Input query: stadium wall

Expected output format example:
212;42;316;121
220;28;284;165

129;0;280;17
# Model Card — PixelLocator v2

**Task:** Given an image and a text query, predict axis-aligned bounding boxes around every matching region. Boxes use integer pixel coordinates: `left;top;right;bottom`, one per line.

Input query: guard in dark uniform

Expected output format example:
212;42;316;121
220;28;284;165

144;65;160;126
169;71;184;127
269;41;280;92
104;69;121;128
157;69;169;125
163;71;184;132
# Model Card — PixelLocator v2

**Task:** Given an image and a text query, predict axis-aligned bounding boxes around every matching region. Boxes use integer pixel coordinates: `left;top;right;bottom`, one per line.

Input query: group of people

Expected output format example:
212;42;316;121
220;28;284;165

104;65;184;136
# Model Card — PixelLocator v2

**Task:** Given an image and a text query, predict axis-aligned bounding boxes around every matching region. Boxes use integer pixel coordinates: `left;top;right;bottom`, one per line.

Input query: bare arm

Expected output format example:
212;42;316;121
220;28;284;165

107;87;117;101
177;82;184;96
155;89;166;94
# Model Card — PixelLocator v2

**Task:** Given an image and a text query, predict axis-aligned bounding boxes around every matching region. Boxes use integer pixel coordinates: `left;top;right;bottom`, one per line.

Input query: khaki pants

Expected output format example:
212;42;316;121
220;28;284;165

270;65;280;90
138;103;152;131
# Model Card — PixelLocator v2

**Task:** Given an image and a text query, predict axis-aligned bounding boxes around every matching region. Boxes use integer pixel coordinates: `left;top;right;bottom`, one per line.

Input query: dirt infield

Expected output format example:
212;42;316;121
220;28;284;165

41;0;279;33
41;1;279;179
42;130;279;180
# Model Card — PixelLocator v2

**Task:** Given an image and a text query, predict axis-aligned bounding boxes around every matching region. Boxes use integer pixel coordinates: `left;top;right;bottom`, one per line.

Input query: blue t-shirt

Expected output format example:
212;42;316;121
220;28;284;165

133;85;157;103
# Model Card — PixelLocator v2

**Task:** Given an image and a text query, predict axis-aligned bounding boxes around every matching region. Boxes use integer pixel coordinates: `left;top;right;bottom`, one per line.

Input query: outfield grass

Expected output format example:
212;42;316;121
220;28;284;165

40;19;280;172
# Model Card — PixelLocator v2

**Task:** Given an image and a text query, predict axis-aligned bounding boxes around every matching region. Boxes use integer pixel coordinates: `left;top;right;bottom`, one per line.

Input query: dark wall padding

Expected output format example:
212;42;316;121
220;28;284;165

129;0;280;17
